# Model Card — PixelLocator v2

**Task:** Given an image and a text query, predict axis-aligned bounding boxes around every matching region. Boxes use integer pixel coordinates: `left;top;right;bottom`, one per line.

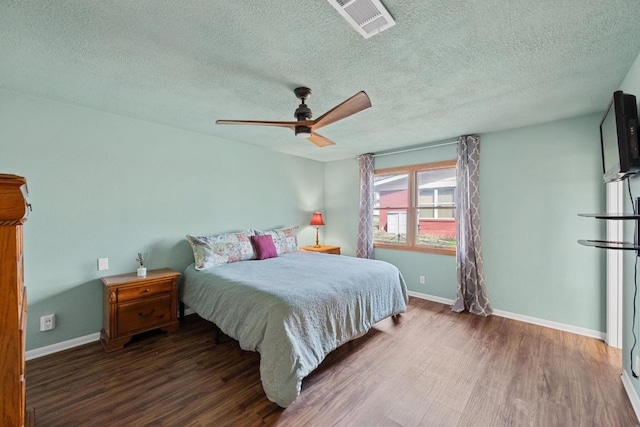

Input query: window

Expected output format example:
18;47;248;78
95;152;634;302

373;160;456;255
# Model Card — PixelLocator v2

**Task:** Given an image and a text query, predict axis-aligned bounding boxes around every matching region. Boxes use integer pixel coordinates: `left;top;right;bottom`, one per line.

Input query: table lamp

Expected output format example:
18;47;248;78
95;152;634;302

309;212;324;248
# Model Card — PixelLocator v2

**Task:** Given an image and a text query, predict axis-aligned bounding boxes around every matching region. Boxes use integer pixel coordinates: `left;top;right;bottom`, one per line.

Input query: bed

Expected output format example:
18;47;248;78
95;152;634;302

180;250;408;407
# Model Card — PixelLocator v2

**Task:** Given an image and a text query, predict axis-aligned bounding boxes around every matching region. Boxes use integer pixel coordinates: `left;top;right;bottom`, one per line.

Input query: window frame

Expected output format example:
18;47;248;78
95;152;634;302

373;159;456;256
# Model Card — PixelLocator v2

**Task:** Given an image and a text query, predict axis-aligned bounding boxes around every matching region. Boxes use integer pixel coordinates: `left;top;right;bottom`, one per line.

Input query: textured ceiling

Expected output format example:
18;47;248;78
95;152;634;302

1;1;640;162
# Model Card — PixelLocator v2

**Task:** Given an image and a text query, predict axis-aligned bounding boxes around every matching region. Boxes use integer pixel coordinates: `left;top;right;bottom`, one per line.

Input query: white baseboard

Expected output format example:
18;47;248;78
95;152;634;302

407;290;454;306
622;370;640;424
26;332;100;361
26;308;198;361
492;308;605;340
407;290;606;341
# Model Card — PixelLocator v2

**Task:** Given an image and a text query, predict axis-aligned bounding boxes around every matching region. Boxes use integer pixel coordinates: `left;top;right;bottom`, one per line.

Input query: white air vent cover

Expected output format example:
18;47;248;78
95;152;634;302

327;0;396;39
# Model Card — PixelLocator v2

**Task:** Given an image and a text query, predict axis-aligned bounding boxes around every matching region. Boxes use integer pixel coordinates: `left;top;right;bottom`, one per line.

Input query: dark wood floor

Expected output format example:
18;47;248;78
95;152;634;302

26;298;637;426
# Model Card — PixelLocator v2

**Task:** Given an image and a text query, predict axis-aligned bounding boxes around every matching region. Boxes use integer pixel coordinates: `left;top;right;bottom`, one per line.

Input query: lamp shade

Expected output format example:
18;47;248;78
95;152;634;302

309;212;325;226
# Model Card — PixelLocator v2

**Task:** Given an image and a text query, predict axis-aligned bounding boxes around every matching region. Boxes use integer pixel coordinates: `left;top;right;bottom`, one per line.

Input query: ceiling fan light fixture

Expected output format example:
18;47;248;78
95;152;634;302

295;126;312;138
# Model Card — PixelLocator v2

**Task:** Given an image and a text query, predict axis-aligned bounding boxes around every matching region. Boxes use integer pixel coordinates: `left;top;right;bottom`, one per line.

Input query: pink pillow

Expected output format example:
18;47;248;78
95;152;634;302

250;235;278;260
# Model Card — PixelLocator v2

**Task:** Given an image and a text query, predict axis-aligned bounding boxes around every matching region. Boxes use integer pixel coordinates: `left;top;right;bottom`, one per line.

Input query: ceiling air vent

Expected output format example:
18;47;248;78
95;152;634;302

327;0;396;39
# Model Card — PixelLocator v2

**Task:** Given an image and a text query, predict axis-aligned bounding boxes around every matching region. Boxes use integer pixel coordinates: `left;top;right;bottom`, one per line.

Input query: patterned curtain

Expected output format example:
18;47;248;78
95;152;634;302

357;153;375;259
452;135;493;316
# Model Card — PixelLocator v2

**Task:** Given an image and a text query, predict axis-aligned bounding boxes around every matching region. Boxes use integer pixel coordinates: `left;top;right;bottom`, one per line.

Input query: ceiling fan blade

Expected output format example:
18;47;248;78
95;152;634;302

313;91;372;130
216;119;313;129
307;132;336;148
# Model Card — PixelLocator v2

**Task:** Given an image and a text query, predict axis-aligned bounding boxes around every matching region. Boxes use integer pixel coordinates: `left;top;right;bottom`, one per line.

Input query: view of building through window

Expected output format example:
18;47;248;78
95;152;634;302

374;173;409;243
373;161;456;254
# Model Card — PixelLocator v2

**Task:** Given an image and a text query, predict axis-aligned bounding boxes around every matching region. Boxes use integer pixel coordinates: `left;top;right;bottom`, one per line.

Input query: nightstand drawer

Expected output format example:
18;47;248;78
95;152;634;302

117;295;172;335
301;245;341;255
117;281;173;302
322;247;341;255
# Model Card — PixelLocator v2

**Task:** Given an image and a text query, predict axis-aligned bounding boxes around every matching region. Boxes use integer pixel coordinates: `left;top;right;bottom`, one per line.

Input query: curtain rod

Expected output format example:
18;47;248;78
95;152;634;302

359;140;458;159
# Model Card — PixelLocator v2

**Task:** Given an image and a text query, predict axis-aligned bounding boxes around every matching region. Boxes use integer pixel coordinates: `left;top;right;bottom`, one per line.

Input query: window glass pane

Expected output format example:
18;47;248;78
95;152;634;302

419;207;434;218
373;162;457;253
374;173;409;208
416;169;456;207
416;208;456;248
418;189;434;206
373;208;407;244
439;208;454;218
438;188;454;205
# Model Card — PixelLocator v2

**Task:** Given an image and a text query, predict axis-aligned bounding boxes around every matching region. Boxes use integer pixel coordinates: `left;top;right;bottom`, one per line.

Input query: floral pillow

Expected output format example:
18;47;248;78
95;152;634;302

254;226;298;255
186;230;255;270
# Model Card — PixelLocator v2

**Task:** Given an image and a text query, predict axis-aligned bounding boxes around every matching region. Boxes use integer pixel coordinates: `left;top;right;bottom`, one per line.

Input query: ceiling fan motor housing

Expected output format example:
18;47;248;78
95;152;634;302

294;86;313;122
294;104;312;121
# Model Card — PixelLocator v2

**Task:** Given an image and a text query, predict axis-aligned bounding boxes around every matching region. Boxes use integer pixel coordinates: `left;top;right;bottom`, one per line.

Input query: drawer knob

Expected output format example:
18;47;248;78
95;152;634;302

144;288;150;293
138;309;155;318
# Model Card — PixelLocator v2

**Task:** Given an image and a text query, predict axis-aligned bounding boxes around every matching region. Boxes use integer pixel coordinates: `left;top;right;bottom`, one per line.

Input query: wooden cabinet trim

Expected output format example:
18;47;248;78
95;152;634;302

0;174;31;426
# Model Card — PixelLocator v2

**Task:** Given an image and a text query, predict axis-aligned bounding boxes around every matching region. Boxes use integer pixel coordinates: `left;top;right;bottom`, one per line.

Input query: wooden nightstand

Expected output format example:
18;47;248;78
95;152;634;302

302;245;341;255
100;268;180;352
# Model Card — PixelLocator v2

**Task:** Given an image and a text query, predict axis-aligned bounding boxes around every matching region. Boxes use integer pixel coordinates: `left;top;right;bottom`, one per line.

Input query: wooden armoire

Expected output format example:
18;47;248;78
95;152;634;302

0;174;34;426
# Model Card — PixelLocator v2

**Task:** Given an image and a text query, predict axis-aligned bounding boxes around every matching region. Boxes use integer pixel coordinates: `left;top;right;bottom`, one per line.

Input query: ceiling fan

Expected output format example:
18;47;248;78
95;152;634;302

216;87;371;147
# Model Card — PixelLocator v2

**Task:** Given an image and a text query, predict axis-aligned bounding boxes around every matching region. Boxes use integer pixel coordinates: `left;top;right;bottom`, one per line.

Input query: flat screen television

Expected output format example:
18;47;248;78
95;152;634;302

600;90;640;183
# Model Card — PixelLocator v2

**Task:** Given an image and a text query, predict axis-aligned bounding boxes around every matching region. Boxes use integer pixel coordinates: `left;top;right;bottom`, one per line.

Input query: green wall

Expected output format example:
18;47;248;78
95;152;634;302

325;116;606;332
481;115;605;328
323;158;360;256
619;51;640;402
0;90;324;350
0;83;615;351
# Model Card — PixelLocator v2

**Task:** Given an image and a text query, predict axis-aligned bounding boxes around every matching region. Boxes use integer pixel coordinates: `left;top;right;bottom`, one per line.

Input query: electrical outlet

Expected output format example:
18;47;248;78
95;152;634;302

40;314;55;331
419;275;425;285
97;258;109;271
635;356;640;374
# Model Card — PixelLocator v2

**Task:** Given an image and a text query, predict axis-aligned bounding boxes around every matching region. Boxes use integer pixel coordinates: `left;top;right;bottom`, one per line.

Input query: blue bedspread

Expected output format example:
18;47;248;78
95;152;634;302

181;250;408;407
